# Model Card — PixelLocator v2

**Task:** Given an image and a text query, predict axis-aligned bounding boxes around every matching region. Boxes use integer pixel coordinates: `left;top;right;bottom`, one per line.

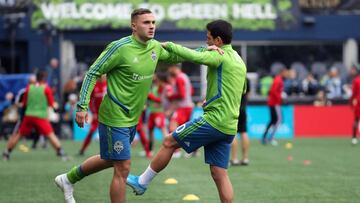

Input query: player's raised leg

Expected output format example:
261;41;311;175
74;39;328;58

127;134;179;195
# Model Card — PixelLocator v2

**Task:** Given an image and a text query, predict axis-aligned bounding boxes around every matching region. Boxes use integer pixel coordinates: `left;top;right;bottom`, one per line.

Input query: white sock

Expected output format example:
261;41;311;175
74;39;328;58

63;174;72;185
138;166;158;186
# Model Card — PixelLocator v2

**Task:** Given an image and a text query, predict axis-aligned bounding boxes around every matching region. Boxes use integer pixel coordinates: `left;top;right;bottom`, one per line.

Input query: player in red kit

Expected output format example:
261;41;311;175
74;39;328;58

2;71;67;160
79;75;107;155
262;69;288;146
147;74;169;153
167;65;194;157
350;65;360;145
168;65;194;130
136;109;152;159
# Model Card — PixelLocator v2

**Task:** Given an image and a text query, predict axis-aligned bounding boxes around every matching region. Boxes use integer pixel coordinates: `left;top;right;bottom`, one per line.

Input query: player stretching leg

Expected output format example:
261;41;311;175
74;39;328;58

127;20;246;203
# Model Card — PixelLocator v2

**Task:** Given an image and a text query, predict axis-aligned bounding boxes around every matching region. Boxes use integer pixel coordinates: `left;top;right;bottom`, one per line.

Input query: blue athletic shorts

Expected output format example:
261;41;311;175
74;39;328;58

98;122;137;161
172;117;235;169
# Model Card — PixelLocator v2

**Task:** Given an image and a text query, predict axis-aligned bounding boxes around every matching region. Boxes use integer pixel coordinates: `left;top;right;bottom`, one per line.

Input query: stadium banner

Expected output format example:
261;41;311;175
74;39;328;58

246;105;294;139
73;105;356;141
31;0;297;30
0;74;32;99
294;105;353;137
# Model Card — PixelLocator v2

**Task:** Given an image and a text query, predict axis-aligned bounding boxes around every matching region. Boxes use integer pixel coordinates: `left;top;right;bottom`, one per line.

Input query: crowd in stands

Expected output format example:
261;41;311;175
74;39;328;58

257;61;360;104
1;59;359;140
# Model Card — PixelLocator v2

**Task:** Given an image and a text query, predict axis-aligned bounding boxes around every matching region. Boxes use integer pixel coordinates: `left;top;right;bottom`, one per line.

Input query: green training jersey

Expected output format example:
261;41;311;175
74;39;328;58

148;85;162;113
78;35;180;127
166;43;247;135
25;84;48;119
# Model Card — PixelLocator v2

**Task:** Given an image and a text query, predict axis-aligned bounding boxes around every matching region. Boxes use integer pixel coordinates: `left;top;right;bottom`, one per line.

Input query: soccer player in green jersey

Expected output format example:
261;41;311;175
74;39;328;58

55;8;181;203
127;20;247;203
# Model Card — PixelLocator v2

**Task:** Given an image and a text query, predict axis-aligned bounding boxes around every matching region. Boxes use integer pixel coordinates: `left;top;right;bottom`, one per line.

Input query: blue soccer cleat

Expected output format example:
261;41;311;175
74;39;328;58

126;174;147;195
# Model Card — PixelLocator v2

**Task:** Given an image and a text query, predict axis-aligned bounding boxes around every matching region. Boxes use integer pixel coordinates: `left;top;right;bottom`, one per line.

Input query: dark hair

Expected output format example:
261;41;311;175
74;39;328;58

206;20;232;44
131;8;152;22
156;72;168;82
36;71;47;82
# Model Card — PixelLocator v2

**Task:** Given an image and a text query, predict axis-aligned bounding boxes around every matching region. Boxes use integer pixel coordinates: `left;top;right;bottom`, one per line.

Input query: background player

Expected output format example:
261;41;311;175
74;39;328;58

261;68;288;146
350;64;360;145
2;71;66;160
147;74;169;154
79;75;107;155
136;109;152;159
230;77;250;166
167;64;194;157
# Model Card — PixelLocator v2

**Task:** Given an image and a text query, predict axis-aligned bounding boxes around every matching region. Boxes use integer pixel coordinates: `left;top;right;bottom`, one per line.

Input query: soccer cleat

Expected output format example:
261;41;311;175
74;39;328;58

229;159;240;166
126;174;147;195
352;138;358;145
270;139;278;146
55;174;76;203
240;159;250;166
61;155;73;162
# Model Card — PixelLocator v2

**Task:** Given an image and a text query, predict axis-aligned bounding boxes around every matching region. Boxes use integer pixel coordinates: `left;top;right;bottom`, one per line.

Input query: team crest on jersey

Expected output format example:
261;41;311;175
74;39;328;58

113;141;124;154
151;50;157;61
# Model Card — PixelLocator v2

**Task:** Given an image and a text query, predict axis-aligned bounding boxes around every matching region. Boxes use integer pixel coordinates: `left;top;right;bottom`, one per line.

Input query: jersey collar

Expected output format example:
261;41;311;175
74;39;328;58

131;35;149;47
221;44;232;50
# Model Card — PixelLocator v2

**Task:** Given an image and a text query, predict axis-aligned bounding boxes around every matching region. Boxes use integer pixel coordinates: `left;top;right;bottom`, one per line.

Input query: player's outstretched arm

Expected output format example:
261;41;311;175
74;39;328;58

162;42;222;67
158;43;184;64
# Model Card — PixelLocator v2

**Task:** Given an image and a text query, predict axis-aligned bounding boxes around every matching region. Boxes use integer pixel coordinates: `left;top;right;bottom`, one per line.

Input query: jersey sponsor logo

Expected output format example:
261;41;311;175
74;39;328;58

114;141;124;154
175;124;186;133
184;141;190;147
132;73;154;81
151;50;157;61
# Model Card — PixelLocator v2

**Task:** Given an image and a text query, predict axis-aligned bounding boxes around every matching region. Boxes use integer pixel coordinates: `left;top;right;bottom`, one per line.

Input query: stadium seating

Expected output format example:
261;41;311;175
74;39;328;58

310;62;327;80
290;62;308;81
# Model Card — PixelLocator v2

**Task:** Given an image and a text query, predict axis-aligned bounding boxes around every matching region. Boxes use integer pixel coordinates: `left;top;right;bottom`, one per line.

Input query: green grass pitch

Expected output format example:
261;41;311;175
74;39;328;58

0;138;359;203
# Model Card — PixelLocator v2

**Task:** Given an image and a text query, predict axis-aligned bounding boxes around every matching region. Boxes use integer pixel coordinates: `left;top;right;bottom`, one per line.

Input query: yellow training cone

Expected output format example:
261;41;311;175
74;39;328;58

285;142;293;149
164;178;178;185
183;194;200;201
19;144;29;153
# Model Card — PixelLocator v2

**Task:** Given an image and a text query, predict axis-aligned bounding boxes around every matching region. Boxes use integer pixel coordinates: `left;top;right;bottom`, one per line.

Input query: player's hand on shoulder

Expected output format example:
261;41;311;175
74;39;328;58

207;45;224;55
76;111;88;128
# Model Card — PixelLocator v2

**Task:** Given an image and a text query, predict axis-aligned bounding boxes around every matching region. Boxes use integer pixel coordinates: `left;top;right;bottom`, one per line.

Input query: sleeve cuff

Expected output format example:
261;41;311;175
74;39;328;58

76;103;88;112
